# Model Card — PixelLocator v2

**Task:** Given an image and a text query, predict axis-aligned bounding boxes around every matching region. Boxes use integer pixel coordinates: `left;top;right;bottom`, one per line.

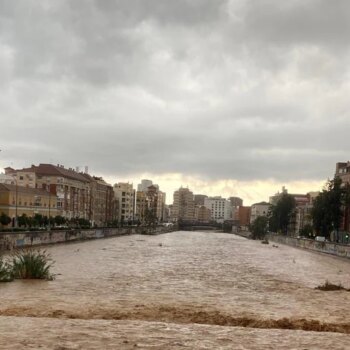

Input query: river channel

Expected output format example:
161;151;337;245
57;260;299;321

1;231;350;349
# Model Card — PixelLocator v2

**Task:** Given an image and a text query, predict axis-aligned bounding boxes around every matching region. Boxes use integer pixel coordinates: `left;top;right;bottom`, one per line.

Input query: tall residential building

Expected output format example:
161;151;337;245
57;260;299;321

336;162;350;184
194;194;208;206
172;187;195;221
229;196;243;207
335;162;350;235
204;197;232;223
236;206;251;227
81;174;114;226
137;179;158;192
250;201;270;224
113;182;135;222
135;182;166;224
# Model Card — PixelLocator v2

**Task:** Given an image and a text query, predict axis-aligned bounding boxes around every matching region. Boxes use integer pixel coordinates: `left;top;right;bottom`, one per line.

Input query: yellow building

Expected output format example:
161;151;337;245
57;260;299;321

0;184;58;224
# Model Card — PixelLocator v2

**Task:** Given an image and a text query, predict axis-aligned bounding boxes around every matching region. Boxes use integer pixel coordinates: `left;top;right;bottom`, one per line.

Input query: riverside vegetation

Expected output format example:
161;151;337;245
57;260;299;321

0;249;54;282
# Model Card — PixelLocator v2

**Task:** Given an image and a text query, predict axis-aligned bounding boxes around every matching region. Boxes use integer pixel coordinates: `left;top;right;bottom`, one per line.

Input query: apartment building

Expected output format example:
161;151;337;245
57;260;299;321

204;197;232;223
81;174;114;226
4;164;116;225
194;205;211;222
336;162;350;184
113;182;135;222
335;162;350;234
172;187;195;221
135;181;166;224
236;206;251;227
229;196;243;207
194;194;208;206
250;201;270;224
0;183;58;224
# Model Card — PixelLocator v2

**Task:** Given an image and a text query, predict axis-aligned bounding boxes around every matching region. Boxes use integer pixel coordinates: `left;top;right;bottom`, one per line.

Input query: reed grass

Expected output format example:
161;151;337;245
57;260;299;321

0;257;14;282
11;249;55;280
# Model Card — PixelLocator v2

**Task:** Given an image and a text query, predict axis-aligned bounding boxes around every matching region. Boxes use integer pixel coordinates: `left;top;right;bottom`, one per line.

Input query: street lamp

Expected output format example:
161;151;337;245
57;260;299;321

47;182;51;231
11;176;18;228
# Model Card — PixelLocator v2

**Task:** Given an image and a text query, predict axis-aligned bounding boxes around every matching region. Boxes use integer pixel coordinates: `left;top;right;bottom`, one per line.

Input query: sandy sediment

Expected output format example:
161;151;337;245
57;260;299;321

1;304;350;334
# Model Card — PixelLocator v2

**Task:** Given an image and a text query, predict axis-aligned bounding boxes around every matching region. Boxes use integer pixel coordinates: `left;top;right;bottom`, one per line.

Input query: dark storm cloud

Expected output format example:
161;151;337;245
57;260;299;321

1;0;349;182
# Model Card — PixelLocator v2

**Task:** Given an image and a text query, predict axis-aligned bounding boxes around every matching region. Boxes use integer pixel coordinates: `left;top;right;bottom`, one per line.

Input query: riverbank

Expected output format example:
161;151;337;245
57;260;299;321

0;226;175;252
267;234;350;259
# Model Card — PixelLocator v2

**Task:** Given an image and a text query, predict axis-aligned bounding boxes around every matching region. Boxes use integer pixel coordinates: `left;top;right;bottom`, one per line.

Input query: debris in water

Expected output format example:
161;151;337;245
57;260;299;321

315;280;350;291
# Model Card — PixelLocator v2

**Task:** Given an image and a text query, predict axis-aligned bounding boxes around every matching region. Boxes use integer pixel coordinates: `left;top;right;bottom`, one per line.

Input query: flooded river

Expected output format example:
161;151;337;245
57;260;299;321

1;231;350;349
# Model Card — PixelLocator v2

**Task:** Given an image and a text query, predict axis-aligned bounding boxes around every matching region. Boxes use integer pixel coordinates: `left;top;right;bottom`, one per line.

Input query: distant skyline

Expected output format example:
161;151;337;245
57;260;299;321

1;1;349;204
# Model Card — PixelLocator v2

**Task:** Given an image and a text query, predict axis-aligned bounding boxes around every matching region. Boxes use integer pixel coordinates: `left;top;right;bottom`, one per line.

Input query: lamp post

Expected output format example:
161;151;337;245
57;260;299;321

15;178;18;228
12;176;18;228
47;182;51;231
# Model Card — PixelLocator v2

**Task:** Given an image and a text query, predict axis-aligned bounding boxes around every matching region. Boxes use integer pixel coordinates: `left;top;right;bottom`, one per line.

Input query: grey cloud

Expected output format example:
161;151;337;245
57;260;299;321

0;0;349;186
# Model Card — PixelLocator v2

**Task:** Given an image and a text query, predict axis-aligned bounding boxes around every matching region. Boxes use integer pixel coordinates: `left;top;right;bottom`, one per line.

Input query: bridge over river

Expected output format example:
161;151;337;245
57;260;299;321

1;231;350;349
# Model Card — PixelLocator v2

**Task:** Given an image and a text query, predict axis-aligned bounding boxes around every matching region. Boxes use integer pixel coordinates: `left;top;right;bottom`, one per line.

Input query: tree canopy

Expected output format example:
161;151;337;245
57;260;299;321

311;177;350;238
269;193;296;234
250;216;269;240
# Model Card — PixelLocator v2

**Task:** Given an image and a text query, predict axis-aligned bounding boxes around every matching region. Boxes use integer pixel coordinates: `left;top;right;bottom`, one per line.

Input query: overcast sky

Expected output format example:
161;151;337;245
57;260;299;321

1;0;349;204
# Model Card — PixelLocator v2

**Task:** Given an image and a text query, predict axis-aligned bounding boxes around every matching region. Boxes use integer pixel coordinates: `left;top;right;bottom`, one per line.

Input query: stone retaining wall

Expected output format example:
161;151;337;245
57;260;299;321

268;234;350;259
0;226;174;252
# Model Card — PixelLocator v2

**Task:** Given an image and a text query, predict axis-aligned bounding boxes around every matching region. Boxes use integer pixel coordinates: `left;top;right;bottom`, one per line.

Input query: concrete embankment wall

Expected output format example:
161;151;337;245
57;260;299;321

0;226;174;252
268;234;350;259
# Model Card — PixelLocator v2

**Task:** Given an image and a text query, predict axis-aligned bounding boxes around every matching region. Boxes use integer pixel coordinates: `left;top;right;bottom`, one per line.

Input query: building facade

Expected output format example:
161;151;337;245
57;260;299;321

204;197;232;223
236;206;251;227
194;205;211;222
335;162;350;234
172;187;195;221
4;164;115;226
250;201;270;224
5;164;91;220
113;182;135;223
0;184;58;225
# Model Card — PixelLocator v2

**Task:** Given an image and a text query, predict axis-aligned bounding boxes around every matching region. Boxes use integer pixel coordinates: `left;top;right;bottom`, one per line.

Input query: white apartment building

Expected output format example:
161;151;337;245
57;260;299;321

113;182;135;222
137;179;159;192
204;197;232;223
250;201;270;224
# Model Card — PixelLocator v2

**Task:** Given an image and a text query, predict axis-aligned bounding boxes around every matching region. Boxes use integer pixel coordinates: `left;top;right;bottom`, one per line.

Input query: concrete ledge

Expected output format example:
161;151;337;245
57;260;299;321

0;226;175;252
267;234;350;259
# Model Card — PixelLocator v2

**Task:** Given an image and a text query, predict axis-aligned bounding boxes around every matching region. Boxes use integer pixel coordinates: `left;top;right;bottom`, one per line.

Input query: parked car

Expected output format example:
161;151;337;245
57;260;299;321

315;236;326;242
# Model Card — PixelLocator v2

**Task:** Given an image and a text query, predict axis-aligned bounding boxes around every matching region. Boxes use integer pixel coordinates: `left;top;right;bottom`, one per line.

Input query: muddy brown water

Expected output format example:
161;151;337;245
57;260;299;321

1;231;350;349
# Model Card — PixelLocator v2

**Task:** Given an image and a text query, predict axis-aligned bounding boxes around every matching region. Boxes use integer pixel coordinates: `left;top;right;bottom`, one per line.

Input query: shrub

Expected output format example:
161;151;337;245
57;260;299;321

0;257;13;282
12;249;55;280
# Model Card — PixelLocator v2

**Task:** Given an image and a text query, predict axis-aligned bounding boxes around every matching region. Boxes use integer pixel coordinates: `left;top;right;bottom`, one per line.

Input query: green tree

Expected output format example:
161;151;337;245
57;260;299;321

144;208;157;227
311;177;350;239
18;214;29;227
54;215;66;226
299;223;313;238
0;213;11;227
33;214;44;227
250;216;269;240
269;193;296;234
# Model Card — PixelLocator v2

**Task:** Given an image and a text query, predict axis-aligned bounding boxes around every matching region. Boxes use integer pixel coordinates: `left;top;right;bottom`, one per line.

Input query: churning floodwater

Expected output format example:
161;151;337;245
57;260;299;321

1;231;350;349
